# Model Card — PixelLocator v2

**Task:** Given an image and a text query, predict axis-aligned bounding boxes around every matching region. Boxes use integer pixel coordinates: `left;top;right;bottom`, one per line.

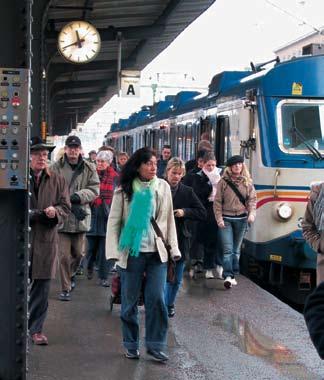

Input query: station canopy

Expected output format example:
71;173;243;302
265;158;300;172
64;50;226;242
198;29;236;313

46;0;216;135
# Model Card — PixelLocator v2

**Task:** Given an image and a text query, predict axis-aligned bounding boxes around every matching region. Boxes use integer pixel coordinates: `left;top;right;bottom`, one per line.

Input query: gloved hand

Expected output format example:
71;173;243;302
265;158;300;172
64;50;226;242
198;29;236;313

29;209;44;223
71;204;87;221
70;193;81;204
30;209;58;227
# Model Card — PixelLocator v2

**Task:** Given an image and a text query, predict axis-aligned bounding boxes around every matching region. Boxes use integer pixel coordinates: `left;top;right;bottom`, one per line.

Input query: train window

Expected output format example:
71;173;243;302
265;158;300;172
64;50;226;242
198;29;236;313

216;115;231;165
279;101;324;152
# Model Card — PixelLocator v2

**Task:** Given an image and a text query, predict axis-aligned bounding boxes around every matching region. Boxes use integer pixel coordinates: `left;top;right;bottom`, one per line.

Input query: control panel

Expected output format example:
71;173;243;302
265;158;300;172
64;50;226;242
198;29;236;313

0;68;30;190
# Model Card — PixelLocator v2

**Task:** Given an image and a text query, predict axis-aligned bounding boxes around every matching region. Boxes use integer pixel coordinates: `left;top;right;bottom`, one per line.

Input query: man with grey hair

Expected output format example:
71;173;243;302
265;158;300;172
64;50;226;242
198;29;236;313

86;149;119;286
51;135;99;301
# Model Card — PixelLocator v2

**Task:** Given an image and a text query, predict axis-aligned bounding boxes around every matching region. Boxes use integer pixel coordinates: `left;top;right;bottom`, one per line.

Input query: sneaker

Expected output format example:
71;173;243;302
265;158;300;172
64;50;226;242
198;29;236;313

215;265;223;279
232;278;238;286
76;267;84;276
205;270;215;279
58;290;71;301
100;279;110;287
125;349;140;359
147;349;169;362
31;333;48;345
224;276;233;289
168;305;175;318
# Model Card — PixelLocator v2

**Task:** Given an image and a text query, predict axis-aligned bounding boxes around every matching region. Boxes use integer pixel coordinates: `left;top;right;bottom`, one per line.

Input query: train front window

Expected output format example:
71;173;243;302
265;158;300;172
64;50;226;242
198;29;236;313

278;100;324;153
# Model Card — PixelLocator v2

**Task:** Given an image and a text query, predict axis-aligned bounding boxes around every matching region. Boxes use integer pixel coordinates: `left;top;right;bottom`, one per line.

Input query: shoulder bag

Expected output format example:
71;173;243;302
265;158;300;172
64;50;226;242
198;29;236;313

150;217;176;284
223;178;247;208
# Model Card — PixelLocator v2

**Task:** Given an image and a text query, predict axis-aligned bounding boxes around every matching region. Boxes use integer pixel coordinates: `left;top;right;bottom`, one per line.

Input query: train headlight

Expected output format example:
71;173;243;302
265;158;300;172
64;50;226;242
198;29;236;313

276;202;293;220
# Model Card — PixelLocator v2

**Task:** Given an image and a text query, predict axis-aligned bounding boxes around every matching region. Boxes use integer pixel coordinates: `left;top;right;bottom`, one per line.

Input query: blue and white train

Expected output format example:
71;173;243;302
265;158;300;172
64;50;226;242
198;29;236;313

106;54;324;304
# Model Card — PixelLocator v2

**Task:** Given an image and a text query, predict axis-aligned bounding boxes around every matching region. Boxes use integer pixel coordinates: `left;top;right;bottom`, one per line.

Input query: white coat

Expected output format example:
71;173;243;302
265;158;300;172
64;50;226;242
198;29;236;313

105;178;181;268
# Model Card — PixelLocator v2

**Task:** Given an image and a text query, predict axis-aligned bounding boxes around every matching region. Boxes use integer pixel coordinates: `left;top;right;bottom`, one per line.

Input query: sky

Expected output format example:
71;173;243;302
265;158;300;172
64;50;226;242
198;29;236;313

82;0;324;147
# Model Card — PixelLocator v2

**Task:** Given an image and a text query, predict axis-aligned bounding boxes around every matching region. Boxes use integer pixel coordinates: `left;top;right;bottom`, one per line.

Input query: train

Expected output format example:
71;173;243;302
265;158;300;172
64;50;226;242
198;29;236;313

105;54;324;304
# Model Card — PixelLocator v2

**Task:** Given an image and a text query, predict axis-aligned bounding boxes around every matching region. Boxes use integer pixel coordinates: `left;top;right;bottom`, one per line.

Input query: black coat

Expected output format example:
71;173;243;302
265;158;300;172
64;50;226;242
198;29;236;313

304;282;324;359
182;169;212;208
172;183;206;261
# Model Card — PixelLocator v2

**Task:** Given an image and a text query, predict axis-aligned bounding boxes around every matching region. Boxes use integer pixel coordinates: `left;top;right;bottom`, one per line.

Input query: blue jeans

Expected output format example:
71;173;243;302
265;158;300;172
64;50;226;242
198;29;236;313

218;217;248;278
120;253;168;351
165;260;185;307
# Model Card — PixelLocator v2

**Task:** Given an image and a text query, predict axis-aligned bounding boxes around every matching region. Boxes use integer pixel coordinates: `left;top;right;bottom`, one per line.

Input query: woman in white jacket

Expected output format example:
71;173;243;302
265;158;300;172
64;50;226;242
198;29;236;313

106;147;180;362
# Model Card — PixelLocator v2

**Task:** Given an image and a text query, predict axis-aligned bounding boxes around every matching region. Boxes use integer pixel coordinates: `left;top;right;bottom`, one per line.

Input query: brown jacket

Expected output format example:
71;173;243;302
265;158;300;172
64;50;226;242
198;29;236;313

30;168;71;279
302;183;324;285
213;174;257;226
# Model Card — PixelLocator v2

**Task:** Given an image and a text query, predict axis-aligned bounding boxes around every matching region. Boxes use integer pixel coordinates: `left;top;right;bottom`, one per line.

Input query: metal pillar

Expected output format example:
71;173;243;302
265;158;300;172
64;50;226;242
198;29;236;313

0;1;31;379
31;0;49;137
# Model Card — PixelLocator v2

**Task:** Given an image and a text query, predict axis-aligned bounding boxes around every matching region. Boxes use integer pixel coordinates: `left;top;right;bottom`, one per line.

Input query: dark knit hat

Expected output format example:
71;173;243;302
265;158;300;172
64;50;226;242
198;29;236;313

304;282;324;359
226;155;244;167
65;135;81;147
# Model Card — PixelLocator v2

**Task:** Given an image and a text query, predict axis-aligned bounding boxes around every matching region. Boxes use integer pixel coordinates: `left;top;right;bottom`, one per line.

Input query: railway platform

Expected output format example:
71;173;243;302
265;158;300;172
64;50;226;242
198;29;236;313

28;274;323;380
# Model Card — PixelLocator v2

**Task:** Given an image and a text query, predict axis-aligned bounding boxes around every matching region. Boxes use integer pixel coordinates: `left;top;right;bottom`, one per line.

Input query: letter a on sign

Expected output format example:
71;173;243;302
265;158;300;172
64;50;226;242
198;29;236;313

127;84;135;95
121;70;141;98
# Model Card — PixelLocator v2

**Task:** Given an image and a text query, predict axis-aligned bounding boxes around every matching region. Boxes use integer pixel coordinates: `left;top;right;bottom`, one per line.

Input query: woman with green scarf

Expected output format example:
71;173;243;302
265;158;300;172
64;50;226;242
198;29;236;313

106;147;181;362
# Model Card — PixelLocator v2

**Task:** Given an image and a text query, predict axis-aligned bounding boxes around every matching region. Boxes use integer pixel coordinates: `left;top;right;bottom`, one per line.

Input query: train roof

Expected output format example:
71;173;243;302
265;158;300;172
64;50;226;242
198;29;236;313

107;55;324;134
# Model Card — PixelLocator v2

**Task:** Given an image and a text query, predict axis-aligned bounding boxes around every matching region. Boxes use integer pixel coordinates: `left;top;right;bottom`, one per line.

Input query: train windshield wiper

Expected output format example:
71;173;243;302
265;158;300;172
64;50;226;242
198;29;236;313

290;115;323;160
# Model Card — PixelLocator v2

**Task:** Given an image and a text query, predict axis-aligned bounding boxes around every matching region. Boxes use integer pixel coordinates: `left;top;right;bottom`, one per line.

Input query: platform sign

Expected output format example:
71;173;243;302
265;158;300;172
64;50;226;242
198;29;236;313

120;70;141;98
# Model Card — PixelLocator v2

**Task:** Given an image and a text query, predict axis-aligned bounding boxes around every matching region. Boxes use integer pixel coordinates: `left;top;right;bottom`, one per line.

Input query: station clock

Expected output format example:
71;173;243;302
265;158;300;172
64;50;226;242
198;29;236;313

57;21;101;64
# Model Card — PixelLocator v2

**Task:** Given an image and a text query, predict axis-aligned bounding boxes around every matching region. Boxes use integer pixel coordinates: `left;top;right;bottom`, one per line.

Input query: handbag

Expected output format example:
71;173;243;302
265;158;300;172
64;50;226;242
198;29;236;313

150;217;176;284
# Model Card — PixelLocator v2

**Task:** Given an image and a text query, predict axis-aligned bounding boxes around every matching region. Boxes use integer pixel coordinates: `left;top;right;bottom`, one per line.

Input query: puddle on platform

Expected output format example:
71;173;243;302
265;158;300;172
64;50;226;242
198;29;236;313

213;314;321;380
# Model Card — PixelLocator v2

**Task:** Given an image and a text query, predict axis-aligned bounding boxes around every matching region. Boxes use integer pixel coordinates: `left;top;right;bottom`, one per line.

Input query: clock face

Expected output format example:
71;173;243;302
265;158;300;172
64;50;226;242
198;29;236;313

57;21;101;64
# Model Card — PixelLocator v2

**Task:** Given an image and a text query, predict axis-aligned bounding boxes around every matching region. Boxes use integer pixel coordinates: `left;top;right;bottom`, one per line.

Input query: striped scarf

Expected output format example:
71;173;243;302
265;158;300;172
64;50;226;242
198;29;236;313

93;166;119;207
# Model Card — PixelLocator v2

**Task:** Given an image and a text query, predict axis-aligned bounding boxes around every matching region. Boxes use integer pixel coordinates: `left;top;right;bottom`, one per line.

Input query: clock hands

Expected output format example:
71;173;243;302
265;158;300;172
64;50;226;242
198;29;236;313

76;30;82;48
61;36;85;51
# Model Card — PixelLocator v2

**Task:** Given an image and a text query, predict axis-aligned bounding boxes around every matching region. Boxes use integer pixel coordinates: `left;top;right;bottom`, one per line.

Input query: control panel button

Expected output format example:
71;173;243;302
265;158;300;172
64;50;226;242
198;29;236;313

1;139;7;145
0;162;6;169
12;152;18;159
11;175;18;182
11;162;18;170
1;128;7;135
12;126;19;134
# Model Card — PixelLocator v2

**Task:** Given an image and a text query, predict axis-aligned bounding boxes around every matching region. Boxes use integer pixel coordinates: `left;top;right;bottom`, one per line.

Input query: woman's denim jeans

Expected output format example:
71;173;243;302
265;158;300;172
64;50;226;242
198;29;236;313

120;253;168;351
165;260;185;307
218;217;248;278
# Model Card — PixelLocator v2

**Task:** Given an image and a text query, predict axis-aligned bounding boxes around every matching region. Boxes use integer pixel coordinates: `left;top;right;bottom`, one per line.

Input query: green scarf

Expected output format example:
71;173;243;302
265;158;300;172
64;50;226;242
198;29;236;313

118;177;157;257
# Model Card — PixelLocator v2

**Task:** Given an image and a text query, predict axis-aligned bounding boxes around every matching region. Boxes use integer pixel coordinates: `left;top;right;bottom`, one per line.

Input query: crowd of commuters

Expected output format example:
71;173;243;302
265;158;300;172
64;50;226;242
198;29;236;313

28;134;324;362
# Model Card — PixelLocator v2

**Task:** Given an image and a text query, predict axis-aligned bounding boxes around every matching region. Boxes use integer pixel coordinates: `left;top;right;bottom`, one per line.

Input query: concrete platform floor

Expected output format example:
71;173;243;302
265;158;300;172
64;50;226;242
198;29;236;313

28;274;324;380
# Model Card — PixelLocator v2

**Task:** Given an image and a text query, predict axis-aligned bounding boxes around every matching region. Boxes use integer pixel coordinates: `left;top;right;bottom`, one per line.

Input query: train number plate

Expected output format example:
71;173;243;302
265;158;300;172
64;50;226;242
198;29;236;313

269;254;282;262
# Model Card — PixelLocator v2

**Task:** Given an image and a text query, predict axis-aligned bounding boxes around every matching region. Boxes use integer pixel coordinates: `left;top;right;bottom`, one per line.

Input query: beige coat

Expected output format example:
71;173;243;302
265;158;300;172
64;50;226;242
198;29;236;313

302;182;324;285
51;156;99;232
106;178;181;268
214;174;257;226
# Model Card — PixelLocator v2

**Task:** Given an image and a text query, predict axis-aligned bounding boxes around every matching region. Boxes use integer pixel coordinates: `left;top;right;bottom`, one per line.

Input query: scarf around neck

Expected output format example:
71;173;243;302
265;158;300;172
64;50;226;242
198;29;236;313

118;176;157;257
202;167;221;202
